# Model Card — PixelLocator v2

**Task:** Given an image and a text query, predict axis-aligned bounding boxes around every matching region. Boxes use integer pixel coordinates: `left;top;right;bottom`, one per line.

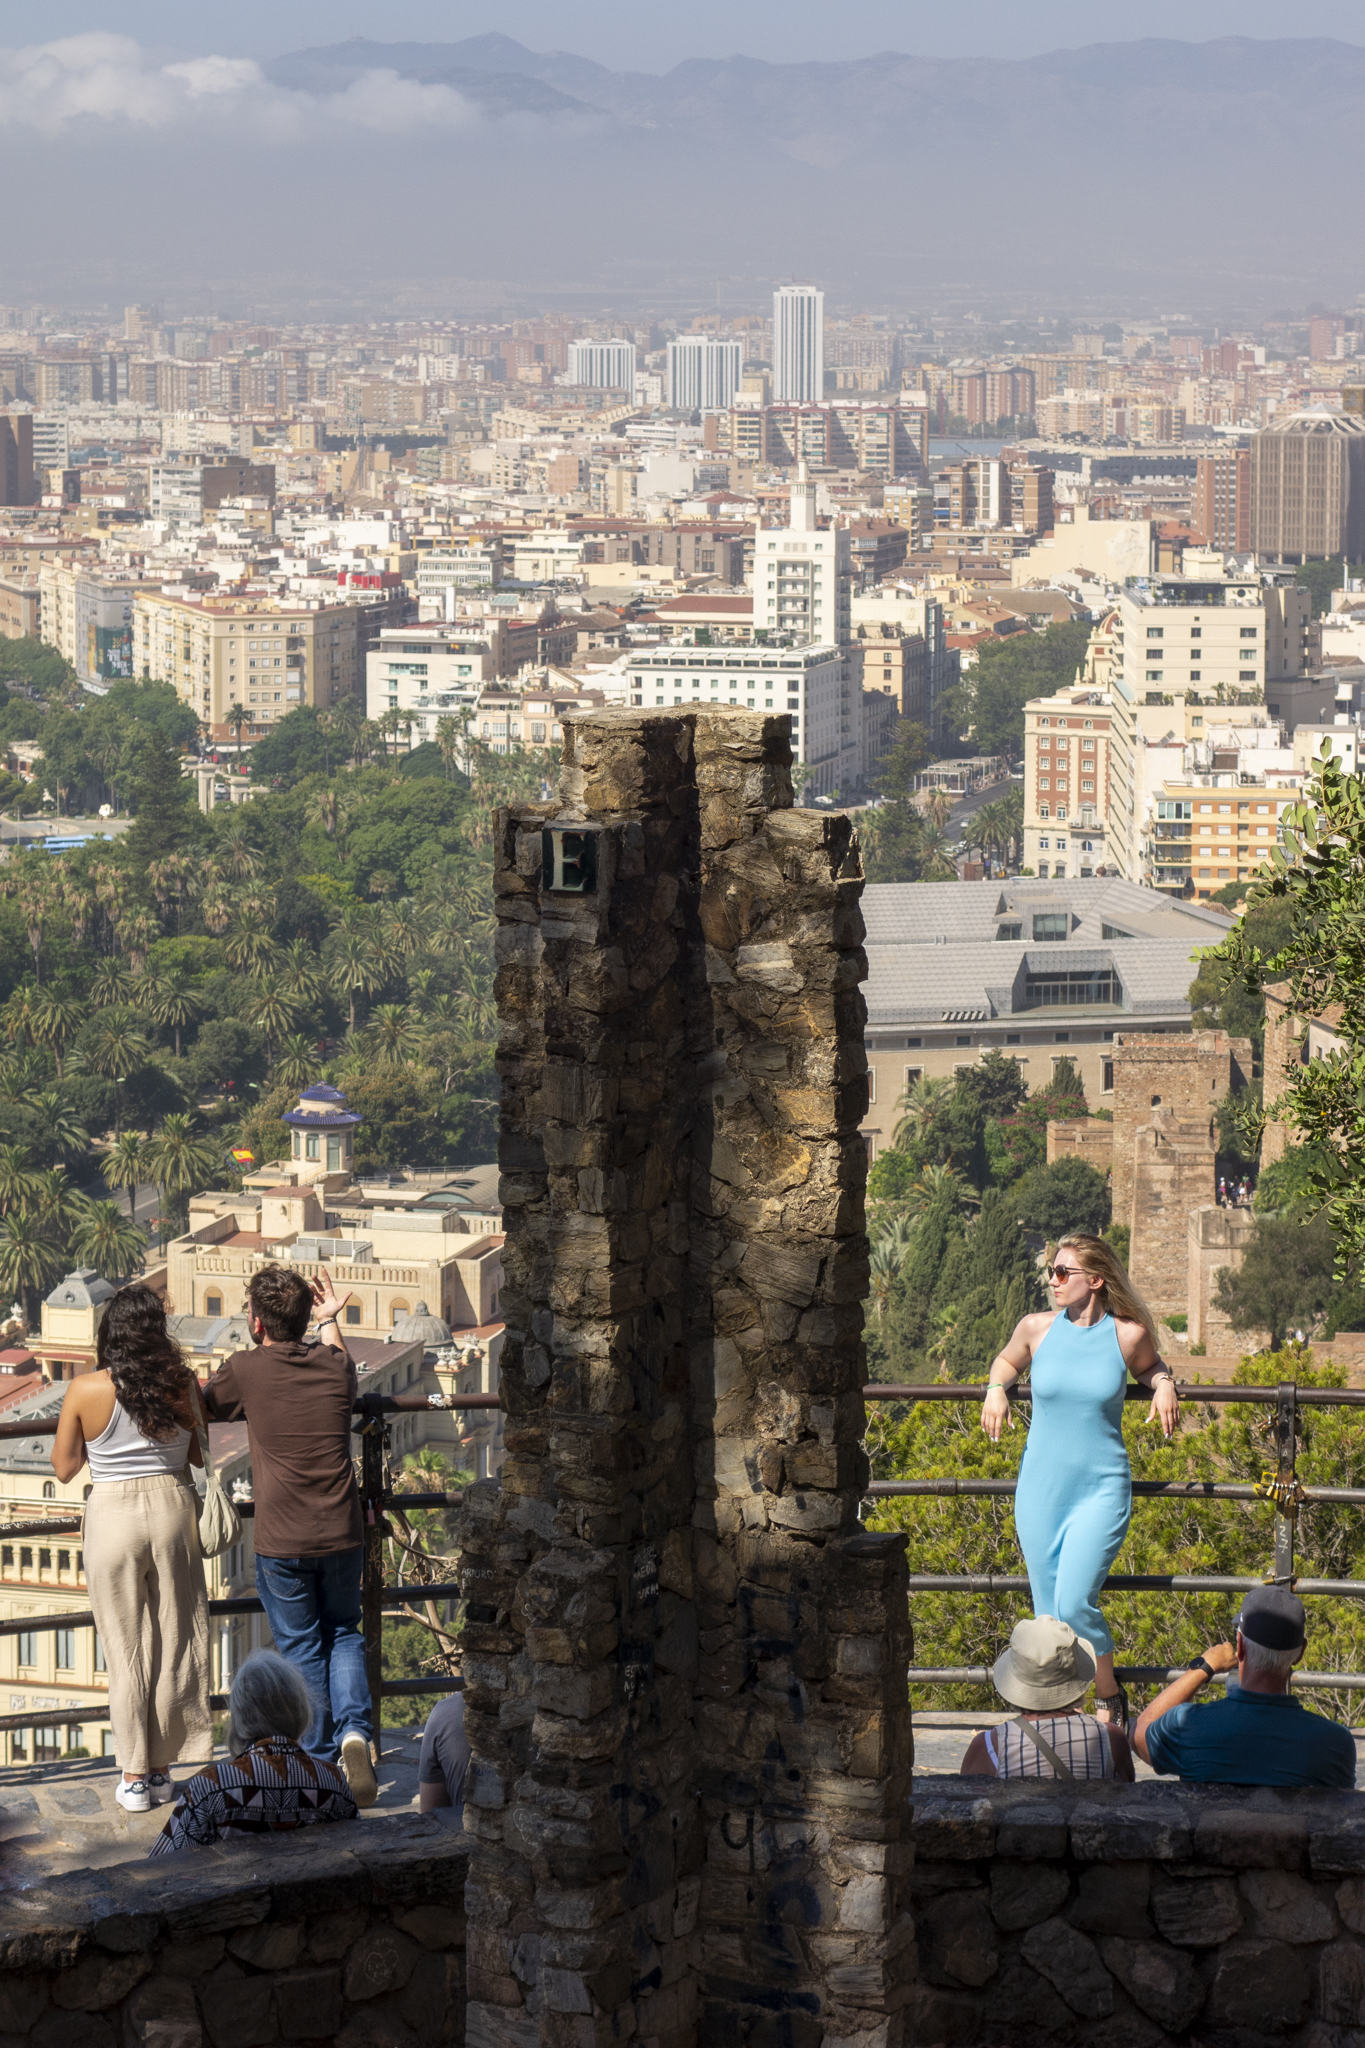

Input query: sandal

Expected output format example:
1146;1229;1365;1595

1094;1683;1130;1736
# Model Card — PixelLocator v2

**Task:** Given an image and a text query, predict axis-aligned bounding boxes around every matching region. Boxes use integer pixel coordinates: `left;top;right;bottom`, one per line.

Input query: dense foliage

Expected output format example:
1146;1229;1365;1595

0;682;544;1305
1207;742;1365;1277
937;619;1093;759
865;1055;1116;1382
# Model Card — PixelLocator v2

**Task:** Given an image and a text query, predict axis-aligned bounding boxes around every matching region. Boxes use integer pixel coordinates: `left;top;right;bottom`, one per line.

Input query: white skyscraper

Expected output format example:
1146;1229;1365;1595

666;335;743;412
567;339;637;391
772;285;825;403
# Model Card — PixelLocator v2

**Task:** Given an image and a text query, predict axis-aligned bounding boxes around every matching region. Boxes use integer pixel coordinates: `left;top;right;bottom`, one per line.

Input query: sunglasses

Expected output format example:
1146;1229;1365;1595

1046;1264;1081;1281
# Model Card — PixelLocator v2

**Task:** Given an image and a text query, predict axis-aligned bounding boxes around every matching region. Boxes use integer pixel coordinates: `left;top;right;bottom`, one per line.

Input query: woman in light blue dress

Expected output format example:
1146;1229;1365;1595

981;1234;1180;1730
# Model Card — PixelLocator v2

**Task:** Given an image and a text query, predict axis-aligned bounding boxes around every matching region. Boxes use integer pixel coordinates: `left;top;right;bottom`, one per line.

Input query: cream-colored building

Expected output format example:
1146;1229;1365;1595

132;590;362;738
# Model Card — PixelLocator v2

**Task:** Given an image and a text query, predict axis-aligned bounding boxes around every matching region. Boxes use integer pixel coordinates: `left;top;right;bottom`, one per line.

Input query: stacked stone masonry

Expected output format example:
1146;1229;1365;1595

463;708;915;2048
910;1780;1365;2048
0;1814;467;2048
1110;1032;1252;1319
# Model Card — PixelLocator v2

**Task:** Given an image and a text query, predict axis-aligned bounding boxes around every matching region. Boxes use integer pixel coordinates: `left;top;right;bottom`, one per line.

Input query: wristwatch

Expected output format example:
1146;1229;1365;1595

1187;1655;1214;1679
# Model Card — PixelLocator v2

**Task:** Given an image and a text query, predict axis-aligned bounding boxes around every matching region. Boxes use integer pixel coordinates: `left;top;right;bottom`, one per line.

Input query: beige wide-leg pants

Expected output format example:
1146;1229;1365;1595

83;1472;211;1775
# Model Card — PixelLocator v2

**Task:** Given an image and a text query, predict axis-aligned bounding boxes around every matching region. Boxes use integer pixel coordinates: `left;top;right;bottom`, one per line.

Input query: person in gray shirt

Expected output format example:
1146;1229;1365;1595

418;1692;468;1824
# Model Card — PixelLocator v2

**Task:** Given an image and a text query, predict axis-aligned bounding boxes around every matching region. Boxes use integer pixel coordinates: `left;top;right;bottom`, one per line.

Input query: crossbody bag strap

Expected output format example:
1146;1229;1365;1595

1012;1714;1075;1780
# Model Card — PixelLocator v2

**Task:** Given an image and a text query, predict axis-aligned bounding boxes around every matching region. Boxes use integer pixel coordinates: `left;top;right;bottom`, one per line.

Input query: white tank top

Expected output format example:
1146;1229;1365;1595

87;1394;191;1481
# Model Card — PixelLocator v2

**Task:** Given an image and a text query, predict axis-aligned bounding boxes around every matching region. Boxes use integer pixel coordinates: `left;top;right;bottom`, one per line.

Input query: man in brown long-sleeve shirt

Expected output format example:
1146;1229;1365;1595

203;1265;376;1806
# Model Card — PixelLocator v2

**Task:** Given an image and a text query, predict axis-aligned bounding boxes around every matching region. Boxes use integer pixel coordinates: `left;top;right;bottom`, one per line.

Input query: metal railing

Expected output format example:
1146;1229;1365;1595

861;1379;1365;1693
0;1392;492;1755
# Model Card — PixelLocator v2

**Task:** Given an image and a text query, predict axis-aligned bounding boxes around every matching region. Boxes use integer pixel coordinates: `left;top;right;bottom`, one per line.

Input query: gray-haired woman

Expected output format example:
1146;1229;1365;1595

149;1650;358;1855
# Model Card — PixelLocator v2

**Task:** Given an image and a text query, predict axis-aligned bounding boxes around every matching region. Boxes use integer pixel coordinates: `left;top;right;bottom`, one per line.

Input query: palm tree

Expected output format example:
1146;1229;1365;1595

308;787;345;841
0;1212;65;1325
144;1114;220;1234
116;911;158;972
77;1017;151;1136
224;923;279;976
69;1199;147;1282
89;958;134;1008
278;939;325;1008
221;825;263;881
868;1220;915;1322
327;931;382;1033
906;1163;975;1218
25;1093;91;1166
381;899;428;960
17;880;50;985
433;714;464;781
103;1131;146;1219
201;886;233;936
242;978;300;1072
29;992;86;1080
366;1003;420;1069
925;789;953;832
455;985;497;1038
28;1167;80;1238
224;703;250;754
136;966;203;1060
274;1033;318;1089
892;1074;952;1150
0;1143;37;1214
1;988;35;1047
918;825;959;882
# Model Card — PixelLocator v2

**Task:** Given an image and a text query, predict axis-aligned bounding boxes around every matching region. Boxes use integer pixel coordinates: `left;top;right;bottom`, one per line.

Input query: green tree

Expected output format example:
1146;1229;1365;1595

1188;893;1294;1062
873;720;933;799
1205;743;1365;1273
1213;1210;1337;1350
0;1210;65;1323
103;1131;146;1216
950;620;1094;760
137;966;203;1060
123;731;199;868
1012;1155;1112;1239
69;1199;147;1282
144;1113;220;1232
29;991;85;1079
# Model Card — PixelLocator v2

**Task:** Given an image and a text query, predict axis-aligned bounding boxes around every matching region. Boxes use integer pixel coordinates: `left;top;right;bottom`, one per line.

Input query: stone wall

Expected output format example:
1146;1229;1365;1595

1110;1031;1251;1241
0;1814;467;2048
1187;1203;1268;1352
463;708;915;2048
1045;1119;1114;1172
909;1779;1365;2048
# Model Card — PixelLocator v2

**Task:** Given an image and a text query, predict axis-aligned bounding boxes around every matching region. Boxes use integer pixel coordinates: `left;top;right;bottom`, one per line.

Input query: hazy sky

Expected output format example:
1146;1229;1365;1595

12;0;1365;67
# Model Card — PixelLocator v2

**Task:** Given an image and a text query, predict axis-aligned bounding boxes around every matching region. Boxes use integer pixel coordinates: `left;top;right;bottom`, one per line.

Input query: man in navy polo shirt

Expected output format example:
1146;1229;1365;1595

1133;1586;1355;1788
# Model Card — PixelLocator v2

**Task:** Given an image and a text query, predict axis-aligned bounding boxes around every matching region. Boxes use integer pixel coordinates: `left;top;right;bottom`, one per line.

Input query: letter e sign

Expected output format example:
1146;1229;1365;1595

542;827;597;894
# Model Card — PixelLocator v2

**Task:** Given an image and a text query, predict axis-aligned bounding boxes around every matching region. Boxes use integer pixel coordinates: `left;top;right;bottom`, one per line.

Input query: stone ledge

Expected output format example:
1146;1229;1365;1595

909;1781;1365;2046
0;1815;471;1974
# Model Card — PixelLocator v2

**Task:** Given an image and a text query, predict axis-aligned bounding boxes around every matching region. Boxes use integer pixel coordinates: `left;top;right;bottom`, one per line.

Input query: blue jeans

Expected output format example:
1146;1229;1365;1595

254;1548;371;1761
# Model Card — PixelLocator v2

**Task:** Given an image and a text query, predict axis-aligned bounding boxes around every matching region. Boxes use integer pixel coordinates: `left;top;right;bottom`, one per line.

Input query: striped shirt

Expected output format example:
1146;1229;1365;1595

983;1713;1115;1780
149;1736;357;1856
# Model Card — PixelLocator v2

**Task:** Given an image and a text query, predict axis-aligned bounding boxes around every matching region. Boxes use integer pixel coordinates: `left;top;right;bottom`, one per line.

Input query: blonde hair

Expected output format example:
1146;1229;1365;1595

1055;1233;1159;1348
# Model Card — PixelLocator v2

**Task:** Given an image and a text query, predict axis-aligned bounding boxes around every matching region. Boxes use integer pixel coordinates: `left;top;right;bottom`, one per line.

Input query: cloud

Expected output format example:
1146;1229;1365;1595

0;35;479;137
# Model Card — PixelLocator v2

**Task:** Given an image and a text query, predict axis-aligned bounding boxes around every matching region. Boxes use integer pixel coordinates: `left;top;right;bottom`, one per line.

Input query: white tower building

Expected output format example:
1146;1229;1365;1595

772;286;825;403
666;335;743;412
567;339;637;391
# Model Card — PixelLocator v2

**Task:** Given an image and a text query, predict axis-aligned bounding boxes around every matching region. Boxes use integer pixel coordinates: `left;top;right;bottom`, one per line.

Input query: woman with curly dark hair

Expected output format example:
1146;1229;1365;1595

51;1285;211;1812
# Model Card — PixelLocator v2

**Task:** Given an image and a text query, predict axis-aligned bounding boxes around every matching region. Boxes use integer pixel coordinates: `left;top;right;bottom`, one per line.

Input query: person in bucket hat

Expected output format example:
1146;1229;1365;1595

959;1616;1135;1781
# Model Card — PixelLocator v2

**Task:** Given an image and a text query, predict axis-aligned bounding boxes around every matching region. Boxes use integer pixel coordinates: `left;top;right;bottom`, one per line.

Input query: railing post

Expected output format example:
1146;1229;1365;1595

1272;1380;1298;1586
359;1413;386;1762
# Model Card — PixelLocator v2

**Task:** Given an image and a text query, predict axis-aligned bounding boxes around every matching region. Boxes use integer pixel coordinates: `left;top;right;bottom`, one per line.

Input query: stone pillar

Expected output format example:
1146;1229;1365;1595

460;709;915;2048
1188;1203;1266;1351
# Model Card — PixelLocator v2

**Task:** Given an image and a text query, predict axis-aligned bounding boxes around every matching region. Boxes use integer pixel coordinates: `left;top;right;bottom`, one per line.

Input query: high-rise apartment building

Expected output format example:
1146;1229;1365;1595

714;399;926;479
0;414;34;508
38;566;144;687
1309;315;1345;361
751;464;857;793
133;593;361;736
1193;451;1250;553
148;460;276;532
1250;409;1365;562
772;286;825;403
566;340;637;391
666;335;742;412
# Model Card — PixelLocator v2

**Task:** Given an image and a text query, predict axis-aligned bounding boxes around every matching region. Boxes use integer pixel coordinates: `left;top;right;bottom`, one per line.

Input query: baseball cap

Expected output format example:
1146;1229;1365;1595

1237;1585;1307;1652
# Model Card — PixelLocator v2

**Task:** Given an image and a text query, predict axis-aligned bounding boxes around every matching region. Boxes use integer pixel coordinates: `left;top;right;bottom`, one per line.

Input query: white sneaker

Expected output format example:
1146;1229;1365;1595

115;1776;150;1813
148;1771;177;1806
339;1732;377;1808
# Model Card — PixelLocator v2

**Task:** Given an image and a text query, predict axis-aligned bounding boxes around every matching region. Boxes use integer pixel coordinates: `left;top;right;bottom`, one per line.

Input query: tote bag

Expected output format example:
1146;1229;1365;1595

188;1379;242;1559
